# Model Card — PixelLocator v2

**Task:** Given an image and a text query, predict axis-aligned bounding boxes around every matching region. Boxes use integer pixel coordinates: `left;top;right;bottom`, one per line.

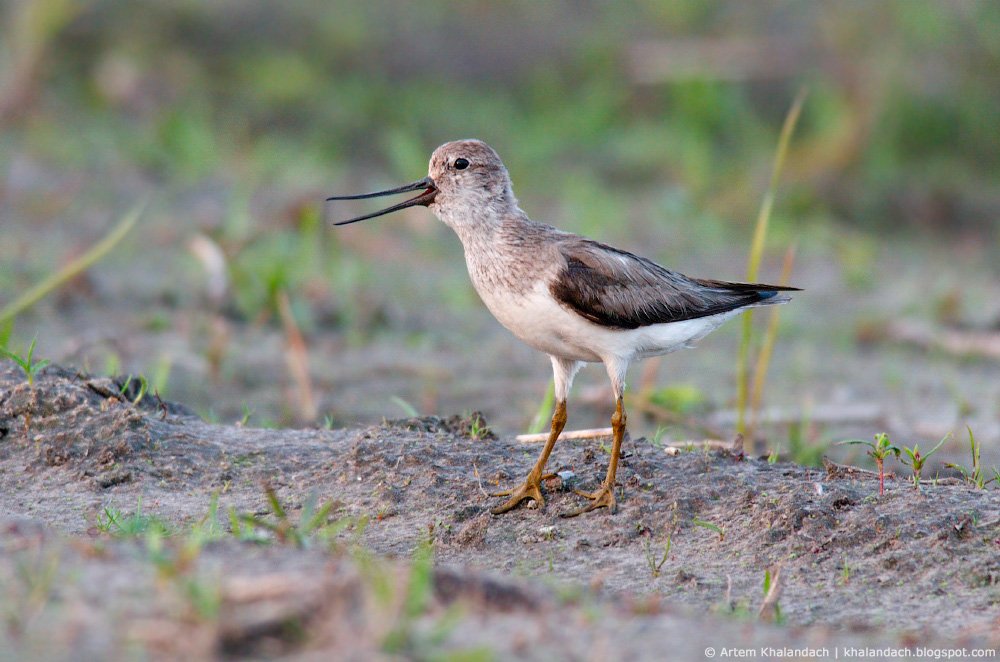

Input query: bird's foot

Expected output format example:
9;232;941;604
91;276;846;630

562;483;617;517
490;473;555;514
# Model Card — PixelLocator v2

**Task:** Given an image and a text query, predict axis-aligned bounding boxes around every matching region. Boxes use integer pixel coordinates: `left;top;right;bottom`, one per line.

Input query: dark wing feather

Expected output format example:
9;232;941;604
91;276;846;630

549;239;800;330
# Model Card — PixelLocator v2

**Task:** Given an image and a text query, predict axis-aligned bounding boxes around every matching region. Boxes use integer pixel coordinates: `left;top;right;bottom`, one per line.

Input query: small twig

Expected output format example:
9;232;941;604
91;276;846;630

822;457;883;479
974;517;1000;530
155;391;168;420
666;439;732;451
472;463;489;498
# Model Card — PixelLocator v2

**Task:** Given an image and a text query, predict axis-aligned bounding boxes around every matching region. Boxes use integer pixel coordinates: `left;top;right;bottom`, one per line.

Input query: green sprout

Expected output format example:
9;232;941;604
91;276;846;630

899;434;948;491
0;336;50;388
644;534;672;579
838;432;900;496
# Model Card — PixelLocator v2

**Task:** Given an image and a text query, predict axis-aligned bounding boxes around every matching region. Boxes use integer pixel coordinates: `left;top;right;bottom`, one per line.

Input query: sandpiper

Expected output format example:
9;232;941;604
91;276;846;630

328;139;799;516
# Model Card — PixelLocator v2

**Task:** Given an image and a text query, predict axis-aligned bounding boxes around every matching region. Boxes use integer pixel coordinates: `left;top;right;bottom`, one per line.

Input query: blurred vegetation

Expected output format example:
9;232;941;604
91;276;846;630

2;0;1000;432
2;0;999;238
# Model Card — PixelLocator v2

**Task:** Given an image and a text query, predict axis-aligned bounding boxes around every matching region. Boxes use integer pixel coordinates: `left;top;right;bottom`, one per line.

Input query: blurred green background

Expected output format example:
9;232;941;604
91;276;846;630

6;0;1000;235
2;0;999;461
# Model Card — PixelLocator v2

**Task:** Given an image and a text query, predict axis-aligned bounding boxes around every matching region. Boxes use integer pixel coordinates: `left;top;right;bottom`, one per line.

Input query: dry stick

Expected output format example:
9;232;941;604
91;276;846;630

663;439;734;456
516;427;612;443
0;202;145;329
472;463;490;497
822;457;881;479
736;87;807;436
747;243;798;444
518;431;735;456
277;290;318;422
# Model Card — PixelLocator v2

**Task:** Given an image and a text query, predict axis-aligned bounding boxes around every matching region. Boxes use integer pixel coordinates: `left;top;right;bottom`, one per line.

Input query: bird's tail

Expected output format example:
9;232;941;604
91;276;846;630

753;289;795;306
750;293;792;307
701;280;801;308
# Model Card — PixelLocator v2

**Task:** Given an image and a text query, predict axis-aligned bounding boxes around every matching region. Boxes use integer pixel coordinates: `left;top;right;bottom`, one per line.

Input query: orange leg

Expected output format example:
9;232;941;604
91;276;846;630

562;396;625;517
491;401;567;514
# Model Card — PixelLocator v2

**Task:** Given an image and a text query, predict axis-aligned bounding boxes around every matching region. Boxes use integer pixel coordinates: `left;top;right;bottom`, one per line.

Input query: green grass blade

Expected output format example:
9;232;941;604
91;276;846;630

527;378;555;434
692;517;725;540
263;483;287;519
389;395;420;418
736;88;807;435
0;201;146;329
747;243;797;439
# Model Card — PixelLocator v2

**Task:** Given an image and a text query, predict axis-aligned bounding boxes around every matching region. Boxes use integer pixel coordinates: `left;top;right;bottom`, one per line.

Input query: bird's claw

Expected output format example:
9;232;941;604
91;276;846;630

490;477;546;514
561;484;617;517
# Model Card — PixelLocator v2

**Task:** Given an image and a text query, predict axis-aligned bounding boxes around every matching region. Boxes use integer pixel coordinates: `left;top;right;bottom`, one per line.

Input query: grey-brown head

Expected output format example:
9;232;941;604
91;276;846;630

327;139;517;229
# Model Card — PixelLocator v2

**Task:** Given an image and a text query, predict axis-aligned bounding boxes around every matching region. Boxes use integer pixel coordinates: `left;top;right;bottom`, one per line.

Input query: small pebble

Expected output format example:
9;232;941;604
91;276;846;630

555;470;577;491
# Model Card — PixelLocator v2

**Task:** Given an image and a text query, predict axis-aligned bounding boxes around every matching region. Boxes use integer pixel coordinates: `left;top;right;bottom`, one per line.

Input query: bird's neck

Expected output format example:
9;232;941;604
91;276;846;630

448;209;554;298
439;200;526;248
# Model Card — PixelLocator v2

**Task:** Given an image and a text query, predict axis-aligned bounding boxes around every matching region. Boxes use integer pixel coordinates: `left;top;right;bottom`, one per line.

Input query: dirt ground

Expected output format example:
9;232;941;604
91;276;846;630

1;362;998;660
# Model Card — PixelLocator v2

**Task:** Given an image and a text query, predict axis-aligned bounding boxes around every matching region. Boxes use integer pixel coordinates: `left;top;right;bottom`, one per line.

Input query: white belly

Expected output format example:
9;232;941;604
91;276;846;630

474;280;740;364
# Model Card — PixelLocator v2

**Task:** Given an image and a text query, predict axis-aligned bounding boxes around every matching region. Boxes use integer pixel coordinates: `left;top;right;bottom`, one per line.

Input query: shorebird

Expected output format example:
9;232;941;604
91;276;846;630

328;139;798;516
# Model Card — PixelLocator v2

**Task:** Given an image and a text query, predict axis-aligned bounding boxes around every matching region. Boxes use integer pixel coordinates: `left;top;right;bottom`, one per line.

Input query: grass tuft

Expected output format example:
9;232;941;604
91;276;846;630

945;426;998;489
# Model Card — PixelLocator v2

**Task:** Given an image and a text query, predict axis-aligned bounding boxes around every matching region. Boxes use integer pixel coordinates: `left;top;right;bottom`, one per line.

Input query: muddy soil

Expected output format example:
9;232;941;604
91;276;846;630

1;362;998;659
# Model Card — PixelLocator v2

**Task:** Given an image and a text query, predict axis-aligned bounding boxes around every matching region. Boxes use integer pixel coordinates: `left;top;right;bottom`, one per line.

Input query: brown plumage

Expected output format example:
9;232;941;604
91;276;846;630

550;238;800;330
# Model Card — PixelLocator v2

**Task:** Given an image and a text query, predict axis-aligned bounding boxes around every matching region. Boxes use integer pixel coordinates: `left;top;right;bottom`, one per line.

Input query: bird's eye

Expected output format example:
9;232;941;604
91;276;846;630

454;158;470;170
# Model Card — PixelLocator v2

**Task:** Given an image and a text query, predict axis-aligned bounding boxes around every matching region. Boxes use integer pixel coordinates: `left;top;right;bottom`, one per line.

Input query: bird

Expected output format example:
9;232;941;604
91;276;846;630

327;139;799;517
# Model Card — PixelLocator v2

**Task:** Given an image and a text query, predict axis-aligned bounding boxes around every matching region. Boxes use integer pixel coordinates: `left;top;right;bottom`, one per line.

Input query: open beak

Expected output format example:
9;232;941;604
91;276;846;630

326;176;438;226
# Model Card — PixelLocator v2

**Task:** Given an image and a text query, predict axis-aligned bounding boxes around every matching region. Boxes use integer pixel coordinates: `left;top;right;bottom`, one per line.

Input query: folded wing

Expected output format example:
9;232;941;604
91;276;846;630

549;239;800;330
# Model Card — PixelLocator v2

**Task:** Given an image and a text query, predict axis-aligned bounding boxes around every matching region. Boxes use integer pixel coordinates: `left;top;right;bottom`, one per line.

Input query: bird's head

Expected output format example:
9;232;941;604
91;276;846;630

327;139;516;228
